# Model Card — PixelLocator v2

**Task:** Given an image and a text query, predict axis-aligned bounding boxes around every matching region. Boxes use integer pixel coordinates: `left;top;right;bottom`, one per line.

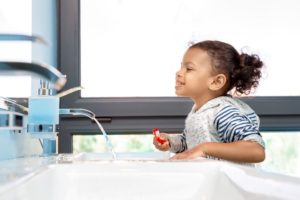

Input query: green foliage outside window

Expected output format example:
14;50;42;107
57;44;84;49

73;132;300;177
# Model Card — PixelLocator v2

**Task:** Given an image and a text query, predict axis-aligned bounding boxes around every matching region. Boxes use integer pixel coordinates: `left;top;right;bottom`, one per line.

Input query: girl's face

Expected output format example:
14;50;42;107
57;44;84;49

175;48;215;99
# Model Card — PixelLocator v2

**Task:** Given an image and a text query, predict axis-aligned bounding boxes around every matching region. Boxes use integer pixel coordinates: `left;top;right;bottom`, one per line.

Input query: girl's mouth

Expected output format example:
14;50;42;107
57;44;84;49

175;80;185;88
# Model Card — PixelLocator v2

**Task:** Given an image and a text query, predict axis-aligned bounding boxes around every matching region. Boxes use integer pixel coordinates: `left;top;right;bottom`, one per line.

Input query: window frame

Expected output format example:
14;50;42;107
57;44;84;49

57;0;300;153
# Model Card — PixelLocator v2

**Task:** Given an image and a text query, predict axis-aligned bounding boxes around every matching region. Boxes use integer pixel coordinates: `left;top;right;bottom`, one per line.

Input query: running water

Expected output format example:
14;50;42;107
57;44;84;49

90;117;117;160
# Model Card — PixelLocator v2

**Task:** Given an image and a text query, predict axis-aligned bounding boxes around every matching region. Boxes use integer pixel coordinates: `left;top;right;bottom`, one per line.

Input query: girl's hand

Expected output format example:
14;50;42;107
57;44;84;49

170;144;207;160
153;133;170;151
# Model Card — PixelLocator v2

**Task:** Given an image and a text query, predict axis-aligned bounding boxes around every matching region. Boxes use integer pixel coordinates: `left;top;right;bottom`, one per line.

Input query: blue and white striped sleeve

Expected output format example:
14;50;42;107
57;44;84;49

168;130;188;153
213;105;265;147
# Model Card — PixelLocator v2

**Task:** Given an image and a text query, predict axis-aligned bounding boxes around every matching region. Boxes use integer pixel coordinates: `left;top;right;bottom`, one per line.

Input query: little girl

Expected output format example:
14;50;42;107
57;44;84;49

153;40;265;163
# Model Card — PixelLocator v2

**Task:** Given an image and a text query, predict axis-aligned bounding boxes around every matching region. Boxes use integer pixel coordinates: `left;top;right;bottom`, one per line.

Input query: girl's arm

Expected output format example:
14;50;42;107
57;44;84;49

171;140;265;163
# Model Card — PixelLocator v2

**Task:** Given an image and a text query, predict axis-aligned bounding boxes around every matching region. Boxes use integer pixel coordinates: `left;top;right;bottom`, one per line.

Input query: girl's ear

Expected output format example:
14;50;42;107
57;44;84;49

208;74;227;91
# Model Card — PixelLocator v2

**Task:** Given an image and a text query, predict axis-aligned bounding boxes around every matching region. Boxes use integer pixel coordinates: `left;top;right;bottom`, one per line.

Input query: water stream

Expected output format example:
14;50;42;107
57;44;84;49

90;117;117;160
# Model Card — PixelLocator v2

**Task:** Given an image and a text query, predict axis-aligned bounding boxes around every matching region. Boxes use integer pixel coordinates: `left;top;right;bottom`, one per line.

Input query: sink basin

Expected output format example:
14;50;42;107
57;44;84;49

0;154;299;200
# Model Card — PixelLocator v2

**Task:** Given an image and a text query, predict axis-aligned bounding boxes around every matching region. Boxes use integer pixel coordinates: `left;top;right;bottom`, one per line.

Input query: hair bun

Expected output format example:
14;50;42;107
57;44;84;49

230;53;263;95
239;53;263;69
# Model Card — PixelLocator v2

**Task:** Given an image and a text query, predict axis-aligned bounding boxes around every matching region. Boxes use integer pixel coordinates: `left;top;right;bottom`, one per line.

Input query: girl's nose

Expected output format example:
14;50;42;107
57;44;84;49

176;69;183;77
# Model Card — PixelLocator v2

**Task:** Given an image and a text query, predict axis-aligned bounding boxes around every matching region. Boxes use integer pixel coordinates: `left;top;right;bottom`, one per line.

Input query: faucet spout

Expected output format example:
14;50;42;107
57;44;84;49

0;34;47;44
0;61;67;90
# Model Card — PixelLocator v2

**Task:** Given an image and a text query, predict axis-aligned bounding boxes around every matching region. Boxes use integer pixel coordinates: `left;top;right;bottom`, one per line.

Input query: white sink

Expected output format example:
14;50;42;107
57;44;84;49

0;155;300;200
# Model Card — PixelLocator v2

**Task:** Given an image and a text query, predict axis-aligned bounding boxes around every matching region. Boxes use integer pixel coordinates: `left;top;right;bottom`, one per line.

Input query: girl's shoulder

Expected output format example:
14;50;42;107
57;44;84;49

191;96;257;122
190;96;256;118
213;96;254;112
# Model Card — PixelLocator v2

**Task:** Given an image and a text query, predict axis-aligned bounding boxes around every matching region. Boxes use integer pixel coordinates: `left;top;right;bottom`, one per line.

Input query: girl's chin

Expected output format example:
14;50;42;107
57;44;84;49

175;90;187;97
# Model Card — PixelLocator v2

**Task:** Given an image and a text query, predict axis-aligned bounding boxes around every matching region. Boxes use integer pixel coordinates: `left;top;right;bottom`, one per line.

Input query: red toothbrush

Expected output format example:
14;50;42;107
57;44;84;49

152;128;166;144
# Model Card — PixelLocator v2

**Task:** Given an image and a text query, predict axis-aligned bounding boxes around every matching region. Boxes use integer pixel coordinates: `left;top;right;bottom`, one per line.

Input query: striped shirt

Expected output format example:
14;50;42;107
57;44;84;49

168;96;265;157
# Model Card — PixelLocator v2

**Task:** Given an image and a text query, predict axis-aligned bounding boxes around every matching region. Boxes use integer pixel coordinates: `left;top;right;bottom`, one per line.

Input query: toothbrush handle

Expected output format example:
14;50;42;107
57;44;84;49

152;128;166;144
155;136;166;144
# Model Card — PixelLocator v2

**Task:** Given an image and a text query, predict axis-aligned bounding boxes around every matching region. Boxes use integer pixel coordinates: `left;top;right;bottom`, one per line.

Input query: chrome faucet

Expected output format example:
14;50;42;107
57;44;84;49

0;34;67;155
1;34;115;157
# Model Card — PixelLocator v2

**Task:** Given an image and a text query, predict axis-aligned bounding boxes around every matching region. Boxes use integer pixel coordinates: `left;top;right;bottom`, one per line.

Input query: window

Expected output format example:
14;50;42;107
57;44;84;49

261;131;300;177
0;0;32;97
80;0;300;97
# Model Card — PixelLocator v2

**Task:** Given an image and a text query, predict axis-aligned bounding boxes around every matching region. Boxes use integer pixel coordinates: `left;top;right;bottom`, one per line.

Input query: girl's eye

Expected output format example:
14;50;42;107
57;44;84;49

186;68;193;71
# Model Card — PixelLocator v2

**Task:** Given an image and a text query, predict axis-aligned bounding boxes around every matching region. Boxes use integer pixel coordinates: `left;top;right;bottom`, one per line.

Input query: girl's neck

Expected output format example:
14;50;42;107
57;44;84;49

192;93;223;111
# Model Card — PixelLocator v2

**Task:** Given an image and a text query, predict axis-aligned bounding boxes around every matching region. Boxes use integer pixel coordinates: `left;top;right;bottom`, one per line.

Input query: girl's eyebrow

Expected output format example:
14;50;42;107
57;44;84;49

182;61;196;66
